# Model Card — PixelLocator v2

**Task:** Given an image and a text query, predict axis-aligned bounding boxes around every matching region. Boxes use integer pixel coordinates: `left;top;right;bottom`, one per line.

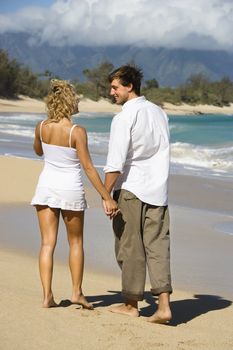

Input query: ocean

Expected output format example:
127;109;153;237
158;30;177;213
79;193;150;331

0;111;233;178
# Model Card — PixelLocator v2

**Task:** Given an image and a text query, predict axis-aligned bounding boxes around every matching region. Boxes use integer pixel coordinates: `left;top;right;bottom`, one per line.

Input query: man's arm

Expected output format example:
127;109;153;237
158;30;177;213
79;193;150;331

104;171;120;194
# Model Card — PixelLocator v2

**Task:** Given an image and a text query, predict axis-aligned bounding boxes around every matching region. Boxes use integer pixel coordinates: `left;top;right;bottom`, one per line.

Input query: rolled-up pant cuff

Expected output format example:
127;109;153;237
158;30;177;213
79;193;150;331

122;290;144;301
151;286;173;296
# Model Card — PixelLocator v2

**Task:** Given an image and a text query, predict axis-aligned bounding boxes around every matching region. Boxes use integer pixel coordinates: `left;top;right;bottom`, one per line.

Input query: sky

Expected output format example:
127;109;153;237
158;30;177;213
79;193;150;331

0;0;54;13
0;0;233;51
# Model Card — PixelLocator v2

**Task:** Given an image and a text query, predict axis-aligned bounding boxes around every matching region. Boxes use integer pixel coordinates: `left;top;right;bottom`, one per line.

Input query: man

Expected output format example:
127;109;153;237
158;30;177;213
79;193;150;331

103;65;172;323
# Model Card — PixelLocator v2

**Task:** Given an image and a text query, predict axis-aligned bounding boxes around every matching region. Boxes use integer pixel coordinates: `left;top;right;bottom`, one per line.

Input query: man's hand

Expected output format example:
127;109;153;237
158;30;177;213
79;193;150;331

102;199;120;219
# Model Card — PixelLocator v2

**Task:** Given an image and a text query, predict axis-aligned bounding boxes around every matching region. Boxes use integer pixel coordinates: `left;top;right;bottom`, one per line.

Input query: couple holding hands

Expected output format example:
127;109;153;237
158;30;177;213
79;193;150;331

31;65;172;324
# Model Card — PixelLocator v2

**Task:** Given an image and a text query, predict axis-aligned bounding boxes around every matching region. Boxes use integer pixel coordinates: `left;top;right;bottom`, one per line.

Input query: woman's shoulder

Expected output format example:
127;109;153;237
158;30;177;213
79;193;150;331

72;125;88;145
72;124;87;134
36;119;49;127
35;120;44;134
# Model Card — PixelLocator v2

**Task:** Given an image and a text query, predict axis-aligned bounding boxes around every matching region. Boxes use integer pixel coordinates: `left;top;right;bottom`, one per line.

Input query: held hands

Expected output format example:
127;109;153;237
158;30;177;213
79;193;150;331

102;198;120;219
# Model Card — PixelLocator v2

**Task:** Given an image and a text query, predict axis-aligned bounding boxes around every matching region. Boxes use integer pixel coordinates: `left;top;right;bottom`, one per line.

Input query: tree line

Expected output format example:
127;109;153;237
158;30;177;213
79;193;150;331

0;49;52;98
1;48;233;107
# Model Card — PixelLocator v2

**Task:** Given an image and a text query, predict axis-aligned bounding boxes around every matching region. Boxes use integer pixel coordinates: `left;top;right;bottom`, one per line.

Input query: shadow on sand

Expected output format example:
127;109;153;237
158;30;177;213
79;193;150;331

58;291;232;326
142;293;232;326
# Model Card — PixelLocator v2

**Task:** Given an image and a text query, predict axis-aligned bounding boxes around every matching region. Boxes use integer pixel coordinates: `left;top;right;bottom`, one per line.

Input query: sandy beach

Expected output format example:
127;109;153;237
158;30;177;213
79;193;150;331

0;155;233;350
1;95;233;115
0;95;121;114
163;102;233;115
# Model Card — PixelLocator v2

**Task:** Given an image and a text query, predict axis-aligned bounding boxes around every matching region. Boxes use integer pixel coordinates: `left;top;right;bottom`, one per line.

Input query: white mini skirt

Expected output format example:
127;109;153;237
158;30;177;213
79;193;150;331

31;186;88;211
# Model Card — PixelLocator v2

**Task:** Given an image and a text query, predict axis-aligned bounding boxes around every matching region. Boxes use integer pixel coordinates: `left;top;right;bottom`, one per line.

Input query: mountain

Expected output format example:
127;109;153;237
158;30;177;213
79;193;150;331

1;32;233;87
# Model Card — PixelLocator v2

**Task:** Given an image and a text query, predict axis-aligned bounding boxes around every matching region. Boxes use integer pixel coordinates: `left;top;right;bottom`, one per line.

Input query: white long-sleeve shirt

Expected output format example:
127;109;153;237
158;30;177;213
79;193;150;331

104;96;170;206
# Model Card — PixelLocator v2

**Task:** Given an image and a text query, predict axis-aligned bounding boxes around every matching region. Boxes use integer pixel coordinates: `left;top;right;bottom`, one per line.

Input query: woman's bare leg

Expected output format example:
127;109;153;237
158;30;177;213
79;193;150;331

36;205;60;308
61;210;93;309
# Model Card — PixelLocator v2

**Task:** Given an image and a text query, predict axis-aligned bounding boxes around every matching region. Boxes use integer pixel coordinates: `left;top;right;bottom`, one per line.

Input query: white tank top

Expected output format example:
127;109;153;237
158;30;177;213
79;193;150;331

37;121;84;191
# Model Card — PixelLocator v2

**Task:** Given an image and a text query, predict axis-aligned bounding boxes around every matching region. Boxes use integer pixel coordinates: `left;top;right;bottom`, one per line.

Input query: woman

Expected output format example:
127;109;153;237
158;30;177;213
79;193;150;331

31;79;118;308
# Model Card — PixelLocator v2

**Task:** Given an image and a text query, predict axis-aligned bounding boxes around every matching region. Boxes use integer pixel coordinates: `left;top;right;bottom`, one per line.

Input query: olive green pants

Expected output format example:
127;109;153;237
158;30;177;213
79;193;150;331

113;189;172;301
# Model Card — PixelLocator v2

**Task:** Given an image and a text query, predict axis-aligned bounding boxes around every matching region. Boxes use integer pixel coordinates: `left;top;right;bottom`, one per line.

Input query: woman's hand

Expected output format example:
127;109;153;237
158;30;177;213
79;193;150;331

102;198;120;219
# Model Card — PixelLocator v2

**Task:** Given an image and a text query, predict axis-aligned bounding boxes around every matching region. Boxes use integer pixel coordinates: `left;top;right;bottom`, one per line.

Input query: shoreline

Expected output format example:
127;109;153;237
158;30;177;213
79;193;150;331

1;95;233;115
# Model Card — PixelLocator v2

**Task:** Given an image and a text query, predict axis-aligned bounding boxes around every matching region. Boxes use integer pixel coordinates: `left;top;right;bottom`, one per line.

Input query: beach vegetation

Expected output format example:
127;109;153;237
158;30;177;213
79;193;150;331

72;79;99;101
0;49;20;97
0;49;52;99
142;73;233;107
83;60;114;100
145;78;159;89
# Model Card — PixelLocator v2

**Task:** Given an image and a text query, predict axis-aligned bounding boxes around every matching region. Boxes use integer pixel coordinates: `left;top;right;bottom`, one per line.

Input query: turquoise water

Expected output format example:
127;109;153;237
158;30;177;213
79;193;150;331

77;114;233;146
170;115;233;146
0;112;233;177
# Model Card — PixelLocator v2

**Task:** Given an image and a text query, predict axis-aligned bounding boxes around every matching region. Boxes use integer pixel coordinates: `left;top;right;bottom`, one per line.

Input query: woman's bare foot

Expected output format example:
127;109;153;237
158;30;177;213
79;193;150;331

42;296;57;308
71;294;93;310
109;303;139;317
147;309;172;324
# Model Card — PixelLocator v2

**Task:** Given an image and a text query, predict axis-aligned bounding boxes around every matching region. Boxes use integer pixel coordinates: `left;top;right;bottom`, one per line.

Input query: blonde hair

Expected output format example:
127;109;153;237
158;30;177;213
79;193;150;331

46;79;78;122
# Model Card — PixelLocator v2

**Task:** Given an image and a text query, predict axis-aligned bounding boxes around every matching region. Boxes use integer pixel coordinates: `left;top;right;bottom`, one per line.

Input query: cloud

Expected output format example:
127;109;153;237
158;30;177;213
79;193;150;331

0;0;233;51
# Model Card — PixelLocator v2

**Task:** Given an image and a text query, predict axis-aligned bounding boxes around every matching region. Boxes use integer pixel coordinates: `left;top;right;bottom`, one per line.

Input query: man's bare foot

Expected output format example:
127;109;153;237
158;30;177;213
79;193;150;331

71;294;93;310
109;303;139;317
42;297;57;308
147;310;172;324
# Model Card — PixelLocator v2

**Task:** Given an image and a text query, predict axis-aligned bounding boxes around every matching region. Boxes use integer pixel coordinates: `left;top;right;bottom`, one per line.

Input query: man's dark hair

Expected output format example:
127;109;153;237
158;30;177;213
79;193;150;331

108;65;143;95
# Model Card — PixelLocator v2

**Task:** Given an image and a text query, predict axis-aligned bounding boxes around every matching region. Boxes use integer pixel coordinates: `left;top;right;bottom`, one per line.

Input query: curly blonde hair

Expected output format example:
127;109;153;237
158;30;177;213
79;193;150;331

46;79;78;122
